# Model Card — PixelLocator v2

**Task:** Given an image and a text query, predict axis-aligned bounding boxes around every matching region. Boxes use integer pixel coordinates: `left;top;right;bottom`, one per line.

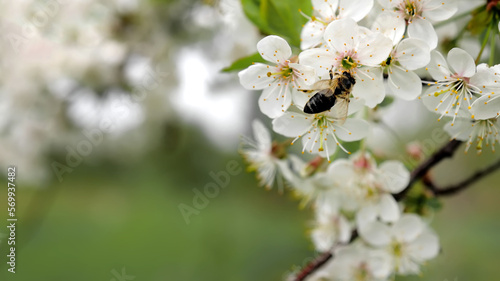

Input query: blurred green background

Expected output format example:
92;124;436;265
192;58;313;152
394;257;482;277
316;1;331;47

1;0;500;280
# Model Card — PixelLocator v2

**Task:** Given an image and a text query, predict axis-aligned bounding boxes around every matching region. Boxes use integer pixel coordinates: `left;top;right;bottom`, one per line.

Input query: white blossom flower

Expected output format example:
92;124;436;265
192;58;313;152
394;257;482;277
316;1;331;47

377;0;458;49
300;0;374;49
240;119;289;191
272;98;369;160
311;202;352;252
359;214;440;275
299;18;393;107
327;244;393;281
238;35;317;118
372;14;431;100
470;64;500;119
422;48;498;125
326;152;409;226
444;118;500;154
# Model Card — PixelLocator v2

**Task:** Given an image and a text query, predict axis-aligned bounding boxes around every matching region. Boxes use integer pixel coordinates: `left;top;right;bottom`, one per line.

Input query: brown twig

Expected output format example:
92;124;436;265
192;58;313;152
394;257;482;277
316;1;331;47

423;157;500;196
394;140;462;201
294;231;358;281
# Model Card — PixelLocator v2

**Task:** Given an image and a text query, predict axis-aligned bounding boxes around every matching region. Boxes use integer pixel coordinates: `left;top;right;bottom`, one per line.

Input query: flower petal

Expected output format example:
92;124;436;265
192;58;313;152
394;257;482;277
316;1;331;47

407;18;437;50
312;0;339;20
395;38;431;70
422;0;457;21
378;160;410;193
392;214;424;243
359;221;392;247
378;193;400;223
290;62;318;88
324;18;359;54
299;47;337;79
471;94;500;120
272;112;312;137
257;35;292;65
372;11;405;45
388;66;422;100
238;63;276;90
251;119;272;151
353;68;385;108
338;0;373;22
407;230;440;261
300;20;326;50
356;31;393;66
335;118;370;141
258;84;292;118
426;50;451;81
447;48;476;78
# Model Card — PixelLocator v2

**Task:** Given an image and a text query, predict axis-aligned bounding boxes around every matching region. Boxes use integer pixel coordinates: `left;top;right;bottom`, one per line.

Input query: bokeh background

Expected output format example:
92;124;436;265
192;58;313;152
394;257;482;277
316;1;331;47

0;0;499;280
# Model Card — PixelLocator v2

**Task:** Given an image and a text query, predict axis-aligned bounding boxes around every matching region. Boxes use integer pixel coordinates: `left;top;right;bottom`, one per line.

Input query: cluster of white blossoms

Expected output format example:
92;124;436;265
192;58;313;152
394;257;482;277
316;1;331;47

238;0;500;280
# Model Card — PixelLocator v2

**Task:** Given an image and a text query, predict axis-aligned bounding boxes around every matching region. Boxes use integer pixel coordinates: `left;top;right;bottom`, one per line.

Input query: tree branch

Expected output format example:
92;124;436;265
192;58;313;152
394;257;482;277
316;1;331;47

423;157;500;196
394;140;462;201
294;231;358;281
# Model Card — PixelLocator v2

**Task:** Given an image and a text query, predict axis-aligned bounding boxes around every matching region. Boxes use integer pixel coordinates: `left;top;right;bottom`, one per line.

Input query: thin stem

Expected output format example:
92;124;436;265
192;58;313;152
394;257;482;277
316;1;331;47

489;23;497;66
294;231;358;281
476;26;492;64
424;157;500;196
434;9;473;29
394;140;462;201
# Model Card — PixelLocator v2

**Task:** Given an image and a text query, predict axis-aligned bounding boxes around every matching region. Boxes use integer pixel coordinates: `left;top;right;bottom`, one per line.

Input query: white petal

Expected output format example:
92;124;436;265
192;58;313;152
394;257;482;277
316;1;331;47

238;63;276;90
395;38;431;70
372;11;406;45
471;94;500;120
338;215;352;243
422;0;457;21
289;62;318;88
388;66;422;100
257;35;292;65
302;130;339;156
298;48;337;79
377;0;397;9
378;160;410;193
378;194;400;223
292;88;312;109
300;20;326;50
312;0;339;20
272;112;312;137
392;214;424;243
359;221;392;247
356;205;378;230
353;68;385;108
367;250;393;279
324;18;359;54
447;48;476;78
407;18;438;50
327;159;356;184
338;0;373;22
426;50;451;81
443;119;473;141
334;118;370;141
347;97;366;115
258;84;292;118
356;31;393;66
407;230;440;261
251;119;271;151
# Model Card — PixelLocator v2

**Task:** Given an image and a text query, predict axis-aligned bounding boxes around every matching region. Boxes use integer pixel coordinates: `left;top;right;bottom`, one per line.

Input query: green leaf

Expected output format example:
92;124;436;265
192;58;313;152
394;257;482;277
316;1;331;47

221;52;267;72
241;0;312;48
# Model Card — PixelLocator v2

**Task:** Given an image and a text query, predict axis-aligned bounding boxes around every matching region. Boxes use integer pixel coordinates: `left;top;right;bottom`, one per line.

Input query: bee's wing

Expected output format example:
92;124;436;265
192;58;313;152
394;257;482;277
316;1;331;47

300;79;333;93
329;97;349;125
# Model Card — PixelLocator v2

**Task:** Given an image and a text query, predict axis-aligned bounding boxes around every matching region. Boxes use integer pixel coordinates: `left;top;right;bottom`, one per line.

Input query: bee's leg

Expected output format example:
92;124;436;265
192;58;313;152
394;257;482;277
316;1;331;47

329;68;334;80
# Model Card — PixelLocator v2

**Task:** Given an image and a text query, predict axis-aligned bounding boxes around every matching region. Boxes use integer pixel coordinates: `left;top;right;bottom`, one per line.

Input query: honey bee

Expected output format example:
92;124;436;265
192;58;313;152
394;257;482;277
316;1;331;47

302;69;356;122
